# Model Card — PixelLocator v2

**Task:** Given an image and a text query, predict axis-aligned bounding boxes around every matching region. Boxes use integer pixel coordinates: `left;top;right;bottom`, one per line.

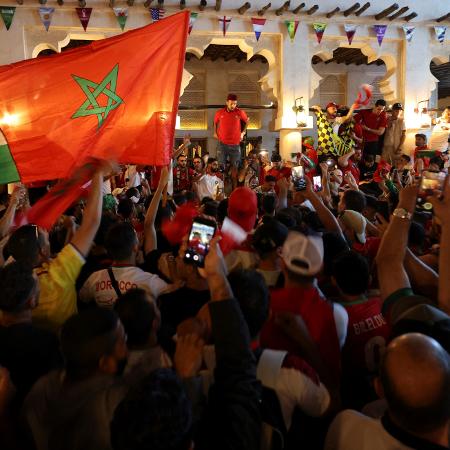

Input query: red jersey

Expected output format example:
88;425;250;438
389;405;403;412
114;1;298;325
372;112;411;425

260;286;341;380
355;109;387;143
214;107;249;145
339;297;389;375
267;166;292;181
342;158;360;184
352;237;381;265
173;167;195;193
413;145;435;170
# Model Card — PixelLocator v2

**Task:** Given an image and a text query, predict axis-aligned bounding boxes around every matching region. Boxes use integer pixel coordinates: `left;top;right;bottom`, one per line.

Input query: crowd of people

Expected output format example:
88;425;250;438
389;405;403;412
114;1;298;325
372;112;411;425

0;94;449;450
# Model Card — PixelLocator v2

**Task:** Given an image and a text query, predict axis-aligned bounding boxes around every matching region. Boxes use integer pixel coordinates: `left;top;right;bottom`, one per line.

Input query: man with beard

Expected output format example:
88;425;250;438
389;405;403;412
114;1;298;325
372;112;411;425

214;94;249;169
173;154;195;194
311;102;358;160
355;100;387;158
196;158;224;201
23;308;129;450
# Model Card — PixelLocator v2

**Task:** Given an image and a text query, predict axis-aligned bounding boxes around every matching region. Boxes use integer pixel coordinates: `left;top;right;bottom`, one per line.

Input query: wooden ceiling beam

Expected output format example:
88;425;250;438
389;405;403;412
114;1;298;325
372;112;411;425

343;2;360;17
375;3;399;20
388;6;409;21
292;2;305;14
355;2;370;16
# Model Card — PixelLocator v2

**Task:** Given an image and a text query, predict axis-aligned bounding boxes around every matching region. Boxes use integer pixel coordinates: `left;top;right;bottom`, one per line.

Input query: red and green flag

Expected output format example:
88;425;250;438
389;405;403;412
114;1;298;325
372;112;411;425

0;11;189;185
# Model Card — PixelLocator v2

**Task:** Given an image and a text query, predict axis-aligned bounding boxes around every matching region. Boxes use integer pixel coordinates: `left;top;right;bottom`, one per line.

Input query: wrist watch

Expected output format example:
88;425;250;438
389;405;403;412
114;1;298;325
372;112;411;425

392;208;413;220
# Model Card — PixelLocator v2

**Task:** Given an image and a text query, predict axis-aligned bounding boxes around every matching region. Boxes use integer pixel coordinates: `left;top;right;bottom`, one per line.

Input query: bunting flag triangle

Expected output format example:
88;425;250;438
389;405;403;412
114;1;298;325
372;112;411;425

434;25;447;44
373;24;387;46
39;7;55;32
285;20;299;43
113;7;128;31
344;24;357;45
189;12;198;34
313;22;327;44
76;8;92;31
402;25;415;43
218;16;231;36
0;6;16;31
251;17;266;41
150;7;165;22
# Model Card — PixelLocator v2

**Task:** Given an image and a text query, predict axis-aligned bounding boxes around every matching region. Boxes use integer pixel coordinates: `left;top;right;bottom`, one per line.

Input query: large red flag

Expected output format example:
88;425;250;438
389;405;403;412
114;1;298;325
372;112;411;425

0;11;189;185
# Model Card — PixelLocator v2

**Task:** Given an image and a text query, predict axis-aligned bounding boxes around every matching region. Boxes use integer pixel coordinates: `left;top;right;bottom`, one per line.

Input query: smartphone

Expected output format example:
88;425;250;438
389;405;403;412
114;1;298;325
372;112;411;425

313;175;322;192
292;166;306;191
184;217;217;267
416;171;446;211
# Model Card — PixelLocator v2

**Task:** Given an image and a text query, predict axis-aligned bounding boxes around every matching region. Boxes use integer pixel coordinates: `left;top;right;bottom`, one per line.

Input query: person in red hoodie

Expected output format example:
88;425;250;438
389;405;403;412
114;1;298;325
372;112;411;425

260;231;348;382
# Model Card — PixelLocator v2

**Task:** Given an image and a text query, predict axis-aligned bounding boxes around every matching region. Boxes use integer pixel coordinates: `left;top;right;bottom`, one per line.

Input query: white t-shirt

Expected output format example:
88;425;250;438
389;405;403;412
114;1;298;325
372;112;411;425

325;410;415;450
79;266;169;308
383;117;406;149
196;174;224;200
125;165;141;188
429;122;450;153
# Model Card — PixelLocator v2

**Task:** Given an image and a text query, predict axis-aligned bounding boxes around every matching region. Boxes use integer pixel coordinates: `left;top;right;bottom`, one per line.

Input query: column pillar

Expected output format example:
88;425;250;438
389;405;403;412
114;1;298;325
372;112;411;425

275;22;312;161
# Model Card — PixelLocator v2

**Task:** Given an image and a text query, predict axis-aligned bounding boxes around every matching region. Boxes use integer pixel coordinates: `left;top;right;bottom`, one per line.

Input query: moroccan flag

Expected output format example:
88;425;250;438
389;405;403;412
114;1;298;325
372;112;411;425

0;12;189;185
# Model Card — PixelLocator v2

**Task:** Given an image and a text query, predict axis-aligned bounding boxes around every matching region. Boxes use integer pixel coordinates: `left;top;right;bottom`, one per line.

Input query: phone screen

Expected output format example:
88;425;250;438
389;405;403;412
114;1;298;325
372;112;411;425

292;166;306;191
185;220;216;266
417;171;446;210
313;175;322;192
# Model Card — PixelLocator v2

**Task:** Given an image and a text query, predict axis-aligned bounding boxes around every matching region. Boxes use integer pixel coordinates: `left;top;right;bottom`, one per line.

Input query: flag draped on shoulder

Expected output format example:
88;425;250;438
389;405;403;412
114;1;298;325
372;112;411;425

0;11;189;184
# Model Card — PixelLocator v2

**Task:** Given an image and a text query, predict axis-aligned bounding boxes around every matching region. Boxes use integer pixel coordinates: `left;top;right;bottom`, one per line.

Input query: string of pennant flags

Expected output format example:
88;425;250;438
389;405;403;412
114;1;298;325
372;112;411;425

0;5;448;46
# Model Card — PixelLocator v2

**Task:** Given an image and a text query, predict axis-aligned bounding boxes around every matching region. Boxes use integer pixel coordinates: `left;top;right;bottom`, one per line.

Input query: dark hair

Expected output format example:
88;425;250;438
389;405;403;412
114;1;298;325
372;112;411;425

322;231;350;277
227;93;238;101
176;154;187;160
380;352;450;434
95;213;119;247
105;222;137;261
275;211;296;229
332;250;369;295
217;198;229;224
343;190;367;213
60;309;119;380
126;188;140;200
6;225;43;266
415;133;427;141
276;207;303;228
0;262;36;313
253;219;289;258
271;153;282;163
203;201;219;219
264;175;277;183
364;154;375;164
375;99;386;107
262;195;277;216
364;194;378;210
207;157;217;165
173;193;187;206
228;270;269;339
117;198;135;220
400;154;411;163
429;156;444;170
115;288;157;348
111;369;192;450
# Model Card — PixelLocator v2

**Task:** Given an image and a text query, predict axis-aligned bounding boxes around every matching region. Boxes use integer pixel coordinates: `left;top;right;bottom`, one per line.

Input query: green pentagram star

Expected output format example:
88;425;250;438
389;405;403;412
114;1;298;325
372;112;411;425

71;64;123;129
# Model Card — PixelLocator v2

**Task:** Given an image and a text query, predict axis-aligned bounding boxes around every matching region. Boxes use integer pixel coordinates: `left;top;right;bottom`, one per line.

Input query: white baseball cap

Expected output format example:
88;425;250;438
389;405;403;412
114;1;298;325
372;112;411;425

281;231;324;276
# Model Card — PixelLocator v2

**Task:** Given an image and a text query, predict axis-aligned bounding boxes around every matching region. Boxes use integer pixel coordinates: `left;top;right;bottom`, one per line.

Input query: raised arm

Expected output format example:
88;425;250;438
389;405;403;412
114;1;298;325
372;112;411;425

143;166;169;255
338;149;355;169
340;102;357;124
293;176;343;236
429;176;450;315
70;165;108;258
172;134;191;161
375;185;418;302
0;188;24;239
200;237;261;450
404;248;439;301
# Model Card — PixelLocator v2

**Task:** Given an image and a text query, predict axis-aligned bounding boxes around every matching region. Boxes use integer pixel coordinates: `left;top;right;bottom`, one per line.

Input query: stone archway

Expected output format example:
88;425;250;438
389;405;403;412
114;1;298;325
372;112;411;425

310;42;399;104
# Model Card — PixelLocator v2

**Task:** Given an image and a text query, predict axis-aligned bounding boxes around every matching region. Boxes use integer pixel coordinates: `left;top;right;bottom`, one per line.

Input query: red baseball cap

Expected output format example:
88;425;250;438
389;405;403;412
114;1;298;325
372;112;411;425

228;187;257;232
326;102;338;110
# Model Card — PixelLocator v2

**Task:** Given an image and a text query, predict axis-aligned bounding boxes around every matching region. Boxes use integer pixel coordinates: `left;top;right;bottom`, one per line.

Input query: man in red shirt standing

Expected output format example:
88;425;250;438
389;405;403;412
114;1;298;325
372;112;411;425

355;99;387;158
214;94;249;169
